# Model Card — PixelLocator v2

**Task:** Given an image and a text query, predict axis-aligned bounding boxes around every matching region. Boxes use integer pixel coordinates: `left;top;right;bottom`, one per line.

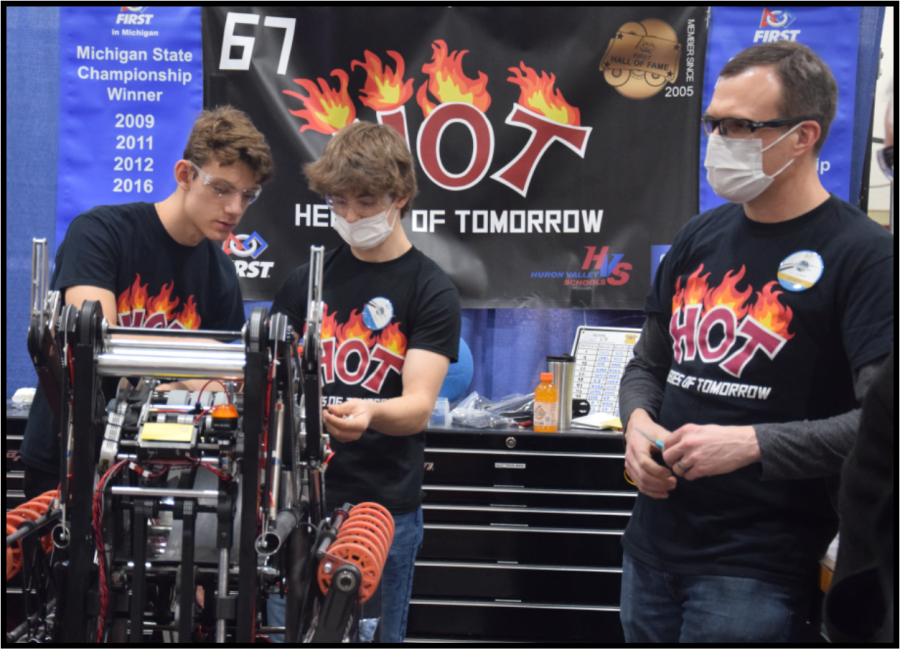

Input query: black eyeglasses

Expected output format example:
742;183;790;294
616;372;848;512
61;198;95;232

701;115;812;138
877;145;894;180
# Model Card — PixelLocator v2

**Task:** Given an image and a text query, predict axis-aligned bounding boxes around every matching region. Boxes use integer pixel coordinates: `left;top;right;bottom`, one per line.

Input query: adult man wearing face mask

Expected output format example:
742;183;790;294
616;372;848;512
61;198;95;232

617;42;893;643
270;121;461;643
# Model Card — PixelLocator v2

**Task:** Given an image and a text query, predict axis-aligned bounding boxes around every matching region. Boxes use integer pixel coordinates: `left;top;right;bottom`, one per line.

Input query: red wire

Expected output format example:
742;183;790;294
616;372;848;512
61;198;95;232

258;361;276;525
198;379;231;404
187;456;232;482
193;408;212;425
93;460;127;643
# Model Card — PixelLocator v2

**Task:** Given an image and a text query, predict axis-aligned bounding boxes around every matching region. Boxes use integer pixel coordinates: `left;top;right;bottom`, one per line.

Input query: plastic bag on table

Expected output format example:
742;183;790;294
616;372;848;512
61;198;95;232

450;392;534;429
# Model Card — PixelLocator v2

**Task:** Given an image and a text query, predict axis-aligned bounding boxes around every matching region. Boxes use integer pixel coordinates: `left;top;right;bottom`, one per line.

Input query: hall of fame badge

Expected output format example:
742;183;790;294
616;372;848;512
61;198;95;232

599;19;681;99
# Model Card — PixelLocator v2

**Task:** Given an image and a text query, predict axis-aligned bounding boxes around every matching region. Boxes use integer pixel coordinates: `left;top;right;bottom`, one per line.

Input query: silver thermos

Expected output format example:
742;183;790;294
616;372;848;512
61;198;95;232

547;354;574;431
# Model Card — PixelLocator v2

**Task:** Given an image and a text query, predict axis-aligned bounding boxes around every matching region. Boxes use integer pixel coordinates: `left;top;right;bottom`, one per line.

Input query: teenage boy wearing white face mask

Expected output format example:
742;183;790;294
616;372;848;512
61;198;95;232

616;42;893;643
270;121;461;643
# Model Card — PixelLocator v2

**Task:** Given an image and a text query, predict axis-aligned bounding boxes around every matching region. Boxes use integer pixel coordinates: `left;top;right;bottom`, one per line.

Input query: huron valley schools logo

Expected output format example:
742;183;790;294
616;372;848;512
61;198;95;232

599;19;681;99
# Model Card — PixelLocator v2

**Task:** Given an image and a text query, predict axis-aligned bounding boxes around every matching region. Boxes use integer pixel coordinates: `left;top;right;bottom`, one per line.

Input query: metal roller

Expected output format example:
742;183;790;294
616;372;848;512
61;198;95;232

105;346;245;361
106;337;245;354
110;487;221;500
96;351;245;379
106;326;243;341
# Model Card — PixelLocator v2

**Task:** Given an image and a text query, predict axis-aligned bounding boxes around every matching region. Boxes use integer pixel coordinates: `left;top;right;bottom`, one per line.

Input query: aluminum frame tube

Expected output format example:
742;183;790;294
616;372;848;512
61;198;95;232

269;400;285;520
216;548;229;643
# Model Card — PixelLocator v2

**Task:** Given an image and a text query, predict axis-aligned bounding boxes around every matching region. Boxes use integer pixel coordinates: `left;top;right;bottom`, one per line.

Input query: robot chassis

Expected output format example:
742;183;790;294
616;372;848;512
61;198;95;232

9;243;391;643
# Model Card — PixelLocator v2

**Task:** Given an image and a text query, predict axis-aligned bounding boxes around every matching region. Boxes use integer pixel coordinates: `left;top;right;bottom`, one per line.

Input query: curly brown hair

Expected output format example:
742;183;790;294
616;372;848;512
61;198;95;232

183;106;275;183
304;122;417;217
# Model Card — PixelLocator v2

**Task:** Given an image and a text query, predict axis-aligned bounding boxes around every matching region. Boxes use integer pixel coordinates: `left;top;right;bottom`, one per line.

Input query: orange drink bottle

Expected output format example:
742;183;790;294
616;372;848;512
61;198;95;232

533;372;558;432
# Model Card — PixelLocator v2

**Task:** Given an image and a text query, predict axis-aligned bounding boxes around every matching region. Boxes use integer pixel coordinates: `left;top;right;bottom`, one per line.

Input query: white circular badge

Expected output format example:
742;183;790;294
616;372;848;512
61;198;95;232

777;251;823;292
363;297;393;330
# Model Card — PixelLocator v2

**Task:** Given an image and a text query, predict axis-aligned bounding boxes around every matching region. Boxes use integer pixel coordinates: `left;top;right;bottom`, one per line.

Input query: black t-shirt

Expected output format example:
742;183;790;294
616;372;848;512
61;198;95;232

271;244;461;515
622;195;893;585
20;202;246;473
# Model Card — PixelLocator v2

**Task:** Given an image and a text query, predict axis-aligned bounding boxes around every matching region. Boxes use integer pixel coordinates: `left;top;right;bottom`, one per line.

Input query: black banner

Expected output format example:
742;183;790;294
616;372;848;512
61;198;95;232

203;7;707;308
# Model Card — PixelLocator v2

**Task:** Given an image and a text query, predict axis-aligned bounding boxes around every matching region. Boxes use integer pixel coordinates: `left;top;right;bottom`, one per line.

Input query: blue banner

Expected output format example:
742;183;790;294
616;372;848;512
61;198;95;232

57;7;203;248
700;6;860;212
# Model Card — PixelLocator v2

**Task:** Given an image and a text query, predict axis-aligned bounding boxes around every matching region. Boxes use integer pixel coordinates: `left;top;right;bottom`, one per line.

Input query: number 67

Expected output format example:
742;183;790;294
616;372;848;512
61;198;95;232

219;13;296;76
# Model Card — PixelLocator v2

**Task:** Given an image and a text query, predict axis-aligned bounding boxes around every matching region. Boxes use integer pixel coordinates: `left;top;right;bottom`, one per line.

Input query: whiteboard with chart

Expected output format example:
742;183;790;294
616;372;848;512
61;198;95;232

570;326;642;418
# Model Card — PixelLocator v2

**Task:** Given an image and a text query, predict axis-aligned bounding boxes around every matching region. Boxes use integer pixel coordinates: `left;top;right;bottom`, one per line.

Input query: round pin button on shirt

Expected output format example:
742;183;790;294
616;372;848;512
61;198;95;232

777;250;823;292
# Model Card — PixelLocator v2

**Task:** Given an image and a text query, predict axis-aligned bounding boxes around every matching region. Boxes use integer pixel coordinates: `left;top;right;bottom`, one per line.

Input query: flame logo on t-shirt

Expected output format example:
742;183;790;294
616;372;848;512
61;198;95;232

116;274;201;329
313;303;407;394
670;265;794;378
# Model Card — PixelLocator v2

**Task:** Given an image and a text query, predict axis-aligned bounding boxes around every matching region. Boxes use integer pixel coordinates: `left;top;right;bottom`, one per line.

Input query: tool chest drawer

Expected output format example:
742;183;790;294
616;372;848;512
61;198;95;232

413;561;622;605
422;502;632;529
406;599;625;644
423;484;636;511
424;446;630;491
410;427;632;644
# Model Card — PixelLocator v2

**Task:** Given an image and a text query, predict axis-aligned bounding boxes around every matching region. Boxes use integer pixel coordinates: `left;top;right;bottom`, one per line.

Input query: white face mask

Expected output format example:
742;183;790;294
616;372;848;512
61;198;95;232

332;203;397;250
704;123;801;203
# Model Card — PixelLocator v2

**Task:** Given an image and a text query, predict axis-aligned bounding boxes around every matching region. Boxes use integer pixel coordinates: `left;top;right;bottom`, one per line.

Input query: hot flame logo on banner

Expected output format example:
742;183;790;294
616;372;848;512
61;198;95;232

116;274;202;329
670;265;794;378
279;40;591;196
313;303;408;393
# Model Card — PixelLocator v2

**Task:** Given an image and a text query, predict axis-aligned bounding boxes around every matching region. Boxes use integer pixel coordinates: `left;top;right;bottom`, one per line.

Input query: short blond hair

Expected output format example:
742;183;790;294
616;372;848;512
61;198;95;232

304;122;417;217
184;106;274;183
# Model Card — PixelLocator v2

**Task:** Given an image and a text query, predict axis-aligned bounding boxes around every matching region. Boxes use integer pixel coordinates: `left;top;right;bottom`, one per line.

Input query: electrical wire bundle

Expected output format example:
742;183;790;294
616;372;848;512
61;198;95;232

6;490;59;581
317;502;395;603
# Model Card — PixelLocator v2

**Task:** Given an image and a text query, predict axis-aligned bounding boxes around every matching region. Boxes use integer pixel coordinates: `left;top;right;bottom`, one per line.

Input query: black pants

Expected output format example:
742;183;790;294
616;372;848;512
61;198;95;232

23;465;60;501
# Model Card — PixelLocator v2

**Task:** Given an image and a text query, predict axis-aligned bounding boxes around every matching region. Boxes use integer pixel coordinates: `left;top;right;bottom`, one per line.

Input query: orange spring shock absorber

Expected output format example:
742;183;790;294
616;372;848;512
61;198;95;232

6;490;59;581
350;502;395;540
317;504;395;603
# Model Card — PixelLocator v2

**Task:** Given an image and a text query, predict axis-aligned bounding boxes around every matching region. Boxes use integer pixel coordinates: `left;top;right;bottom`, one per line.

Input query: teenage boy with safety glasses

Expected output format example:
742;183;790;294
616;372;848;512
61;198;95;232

270;121;461;643
618;42;893;643
20;106;274;499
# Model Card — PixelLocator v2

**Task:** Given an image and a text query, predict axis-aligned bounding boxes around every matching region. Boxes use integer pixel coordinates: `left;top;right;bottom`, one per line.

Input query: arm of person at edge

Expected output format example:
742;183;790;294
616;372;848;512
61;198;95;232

619;312;882;499
322;349;450;443
64;285;233;393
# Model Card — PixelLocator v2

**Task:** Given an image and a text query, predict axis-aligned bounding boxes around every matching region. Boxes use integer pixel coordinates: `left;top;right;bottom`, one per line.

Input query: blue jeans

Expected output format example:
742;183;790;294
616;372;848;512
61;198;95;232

620;551;811;643
266;506;424;643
